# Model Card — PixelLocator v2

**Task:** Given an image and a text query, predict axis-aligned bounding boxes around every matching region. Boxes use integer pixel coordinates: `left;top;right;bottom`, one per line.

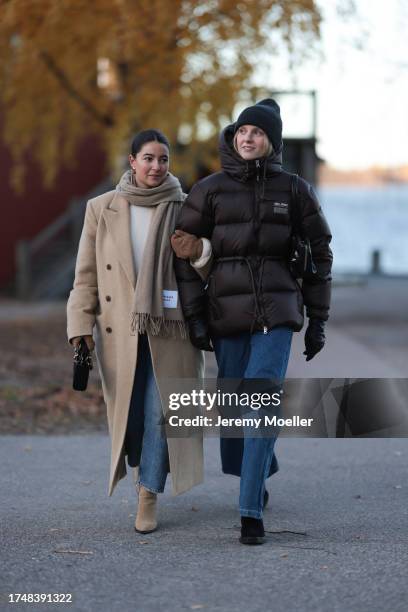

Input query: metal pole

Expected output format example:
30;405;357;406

371;249;381;275
16;240;31;299
311;90;317;139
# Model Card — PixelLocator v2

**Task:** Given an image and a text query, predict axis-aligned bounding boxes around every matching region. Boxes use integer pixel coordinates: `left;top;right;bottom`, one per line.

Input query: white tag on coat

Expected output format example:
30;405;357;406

162;290;178;309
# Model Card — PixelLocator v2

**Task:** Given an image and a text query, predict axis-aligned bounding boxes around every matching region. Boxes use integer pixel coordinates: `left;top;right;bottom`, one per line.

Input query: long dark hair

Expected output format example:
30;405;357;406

130;129;170;156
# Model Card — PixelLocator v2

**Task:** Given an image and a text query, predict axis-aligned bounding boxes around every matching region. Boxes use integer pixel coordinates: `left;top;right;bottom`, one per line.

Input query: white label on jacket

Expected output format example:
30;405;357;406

163;290;178;309
273;202;289;214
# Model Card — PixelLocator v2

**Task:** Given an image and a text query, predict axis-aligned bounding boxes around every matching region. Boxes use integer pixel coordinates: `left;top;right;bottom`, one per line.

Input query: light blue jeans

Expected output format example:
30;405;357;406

213;327;293;519
125;334;169;493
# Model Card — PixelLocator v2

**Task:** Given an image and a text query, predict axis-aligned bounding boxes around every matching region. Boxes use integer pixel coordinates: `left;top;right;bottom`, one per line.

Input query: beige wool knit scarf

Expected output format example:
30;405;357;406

116;169;188;339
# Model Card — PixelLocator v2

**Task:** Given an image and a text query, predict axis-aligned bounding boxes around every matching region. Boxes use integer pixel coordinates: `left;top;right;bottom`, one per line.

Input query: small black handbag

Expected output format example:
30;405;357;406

288;174;317;280
72;337;93;391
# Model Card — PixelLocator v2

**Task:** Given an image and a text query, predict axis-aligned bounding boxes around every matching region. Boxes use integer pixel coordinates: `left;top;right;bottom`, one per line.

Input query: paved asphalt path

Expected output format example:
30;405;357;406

1;435;408;612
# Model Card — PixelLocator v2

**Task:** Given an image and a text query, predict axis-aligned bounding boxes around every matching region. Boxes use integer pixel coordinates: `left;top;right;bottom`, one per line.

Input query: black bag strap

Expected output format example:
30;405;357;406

290;173;302;237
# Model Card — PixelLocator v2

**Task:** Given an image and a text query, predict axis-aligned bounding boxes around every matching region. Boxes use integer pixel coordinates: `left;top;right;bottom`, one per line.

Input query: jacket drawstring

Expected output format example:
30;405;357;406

244;257;265;334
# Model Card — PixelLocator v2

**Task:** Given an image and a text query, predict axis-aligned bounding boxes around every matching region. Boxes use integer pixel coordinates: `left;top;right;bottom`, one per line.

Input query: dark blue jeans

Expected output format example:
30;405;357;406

125;334;169;493
213;327;293;518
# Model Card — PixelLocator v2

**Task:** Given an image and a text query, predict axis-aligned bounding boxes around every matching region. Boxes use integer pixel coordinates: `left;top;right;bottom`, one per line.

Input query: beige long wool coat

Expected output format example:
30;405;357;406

67;189;204;496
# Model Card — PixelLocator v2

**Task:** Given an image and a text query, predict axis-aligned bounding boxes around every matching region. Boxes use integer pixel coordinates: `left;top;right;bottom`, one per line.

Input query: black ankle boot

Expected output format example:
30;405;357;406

240;517;265;545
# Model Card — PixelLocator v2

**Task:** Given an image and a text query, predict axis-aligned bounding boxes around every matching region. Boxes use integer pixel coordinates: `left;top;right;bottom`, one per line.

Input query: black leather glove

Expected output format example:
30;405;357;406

188;317;214;352
303;318;326;362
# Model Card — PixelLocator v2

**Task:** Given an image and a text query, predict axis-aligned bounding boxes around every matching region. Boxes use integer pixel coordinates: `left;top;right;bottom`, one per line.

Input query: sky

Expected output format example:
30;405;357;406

252;0;408;170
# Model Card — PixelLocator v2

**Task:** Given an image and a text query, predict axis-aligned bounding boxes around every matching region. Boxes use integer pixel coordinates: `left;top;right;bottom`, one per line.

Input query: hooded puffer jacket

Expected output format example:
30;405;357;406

174;124;333;337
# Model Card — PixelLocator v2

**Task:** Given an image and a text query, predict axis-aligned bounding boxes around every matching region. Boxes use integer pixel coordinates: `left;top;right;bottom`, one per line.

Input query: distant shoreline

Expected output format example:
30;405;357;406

318;164;408;187
318;181;408;188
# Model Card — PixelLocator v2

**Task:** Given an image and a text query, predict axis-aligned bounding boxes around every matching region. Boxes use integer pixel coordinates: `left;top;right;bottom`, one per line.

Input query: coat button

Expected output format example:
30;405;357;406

106;296;111;302
106;327;112;333
106;264;112;270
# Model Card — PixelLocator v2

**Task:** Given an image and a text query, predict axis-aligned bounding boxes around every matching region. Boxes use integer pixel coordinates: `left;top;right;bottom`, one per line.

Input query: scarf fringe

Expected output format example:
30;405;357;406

131;312;188;340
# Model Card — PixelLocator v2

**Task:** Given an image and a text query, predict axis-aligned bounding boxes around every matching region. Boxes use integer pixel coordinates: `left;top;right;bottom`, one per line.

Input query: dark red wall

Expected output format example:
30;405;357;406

0;132;107;288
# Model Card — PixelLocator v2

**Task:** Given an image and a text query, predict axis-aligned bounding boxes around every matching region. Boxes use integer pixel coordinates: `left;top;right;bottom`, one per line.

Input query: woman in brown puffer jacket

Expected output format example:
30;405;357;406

171;99;333;545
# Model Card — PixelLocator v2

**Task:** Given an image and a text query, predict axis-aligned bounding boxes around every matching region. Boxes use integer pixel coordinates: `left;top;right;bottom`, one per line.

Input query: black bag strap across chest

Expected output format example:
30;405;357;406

290;173;302;237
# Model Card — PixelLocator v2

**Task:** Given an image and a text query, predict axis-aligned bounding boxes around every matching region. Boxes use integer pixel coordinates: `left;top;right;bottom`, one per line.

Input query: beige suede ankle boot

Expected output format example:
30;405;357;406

135;486;158;534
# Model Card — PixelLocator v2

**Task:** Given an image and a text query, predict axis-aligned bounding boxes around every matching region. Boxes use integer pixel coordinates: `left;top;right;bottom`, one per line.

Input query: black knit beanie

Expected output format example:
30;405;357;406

234;98;282;152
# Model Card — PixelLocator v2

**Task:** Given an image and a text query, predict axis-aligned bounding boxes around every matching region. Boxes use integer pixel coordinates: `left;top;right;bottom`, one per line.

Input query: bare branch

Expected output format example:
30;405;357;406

39;51;114;127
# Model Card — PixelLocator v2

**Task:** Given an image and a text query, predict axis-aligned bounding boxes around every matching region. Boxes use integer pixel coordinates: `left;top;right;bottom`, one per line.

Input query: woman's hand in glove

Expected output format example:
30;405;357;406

303;318;325;361
188;317;214;352
171;230;203;261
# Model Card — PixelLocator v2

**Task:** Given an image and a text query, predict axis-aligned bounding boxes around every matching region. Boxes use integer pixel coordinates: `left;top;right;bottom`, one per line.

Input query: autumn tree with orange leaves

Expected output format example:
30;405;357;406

0;0;354;190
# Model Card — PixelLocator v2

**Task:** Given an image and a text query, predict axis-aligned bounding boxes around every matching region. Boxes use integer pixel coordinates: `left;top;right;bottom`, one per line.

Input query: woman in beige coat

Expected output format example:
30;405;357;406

67;129;205;534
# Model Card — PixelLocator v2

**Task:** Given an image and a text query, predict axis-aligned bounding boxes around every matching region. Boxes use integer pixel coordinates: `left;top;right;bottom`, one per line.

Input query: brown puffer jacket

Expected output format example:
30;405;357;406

174;124;333;337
